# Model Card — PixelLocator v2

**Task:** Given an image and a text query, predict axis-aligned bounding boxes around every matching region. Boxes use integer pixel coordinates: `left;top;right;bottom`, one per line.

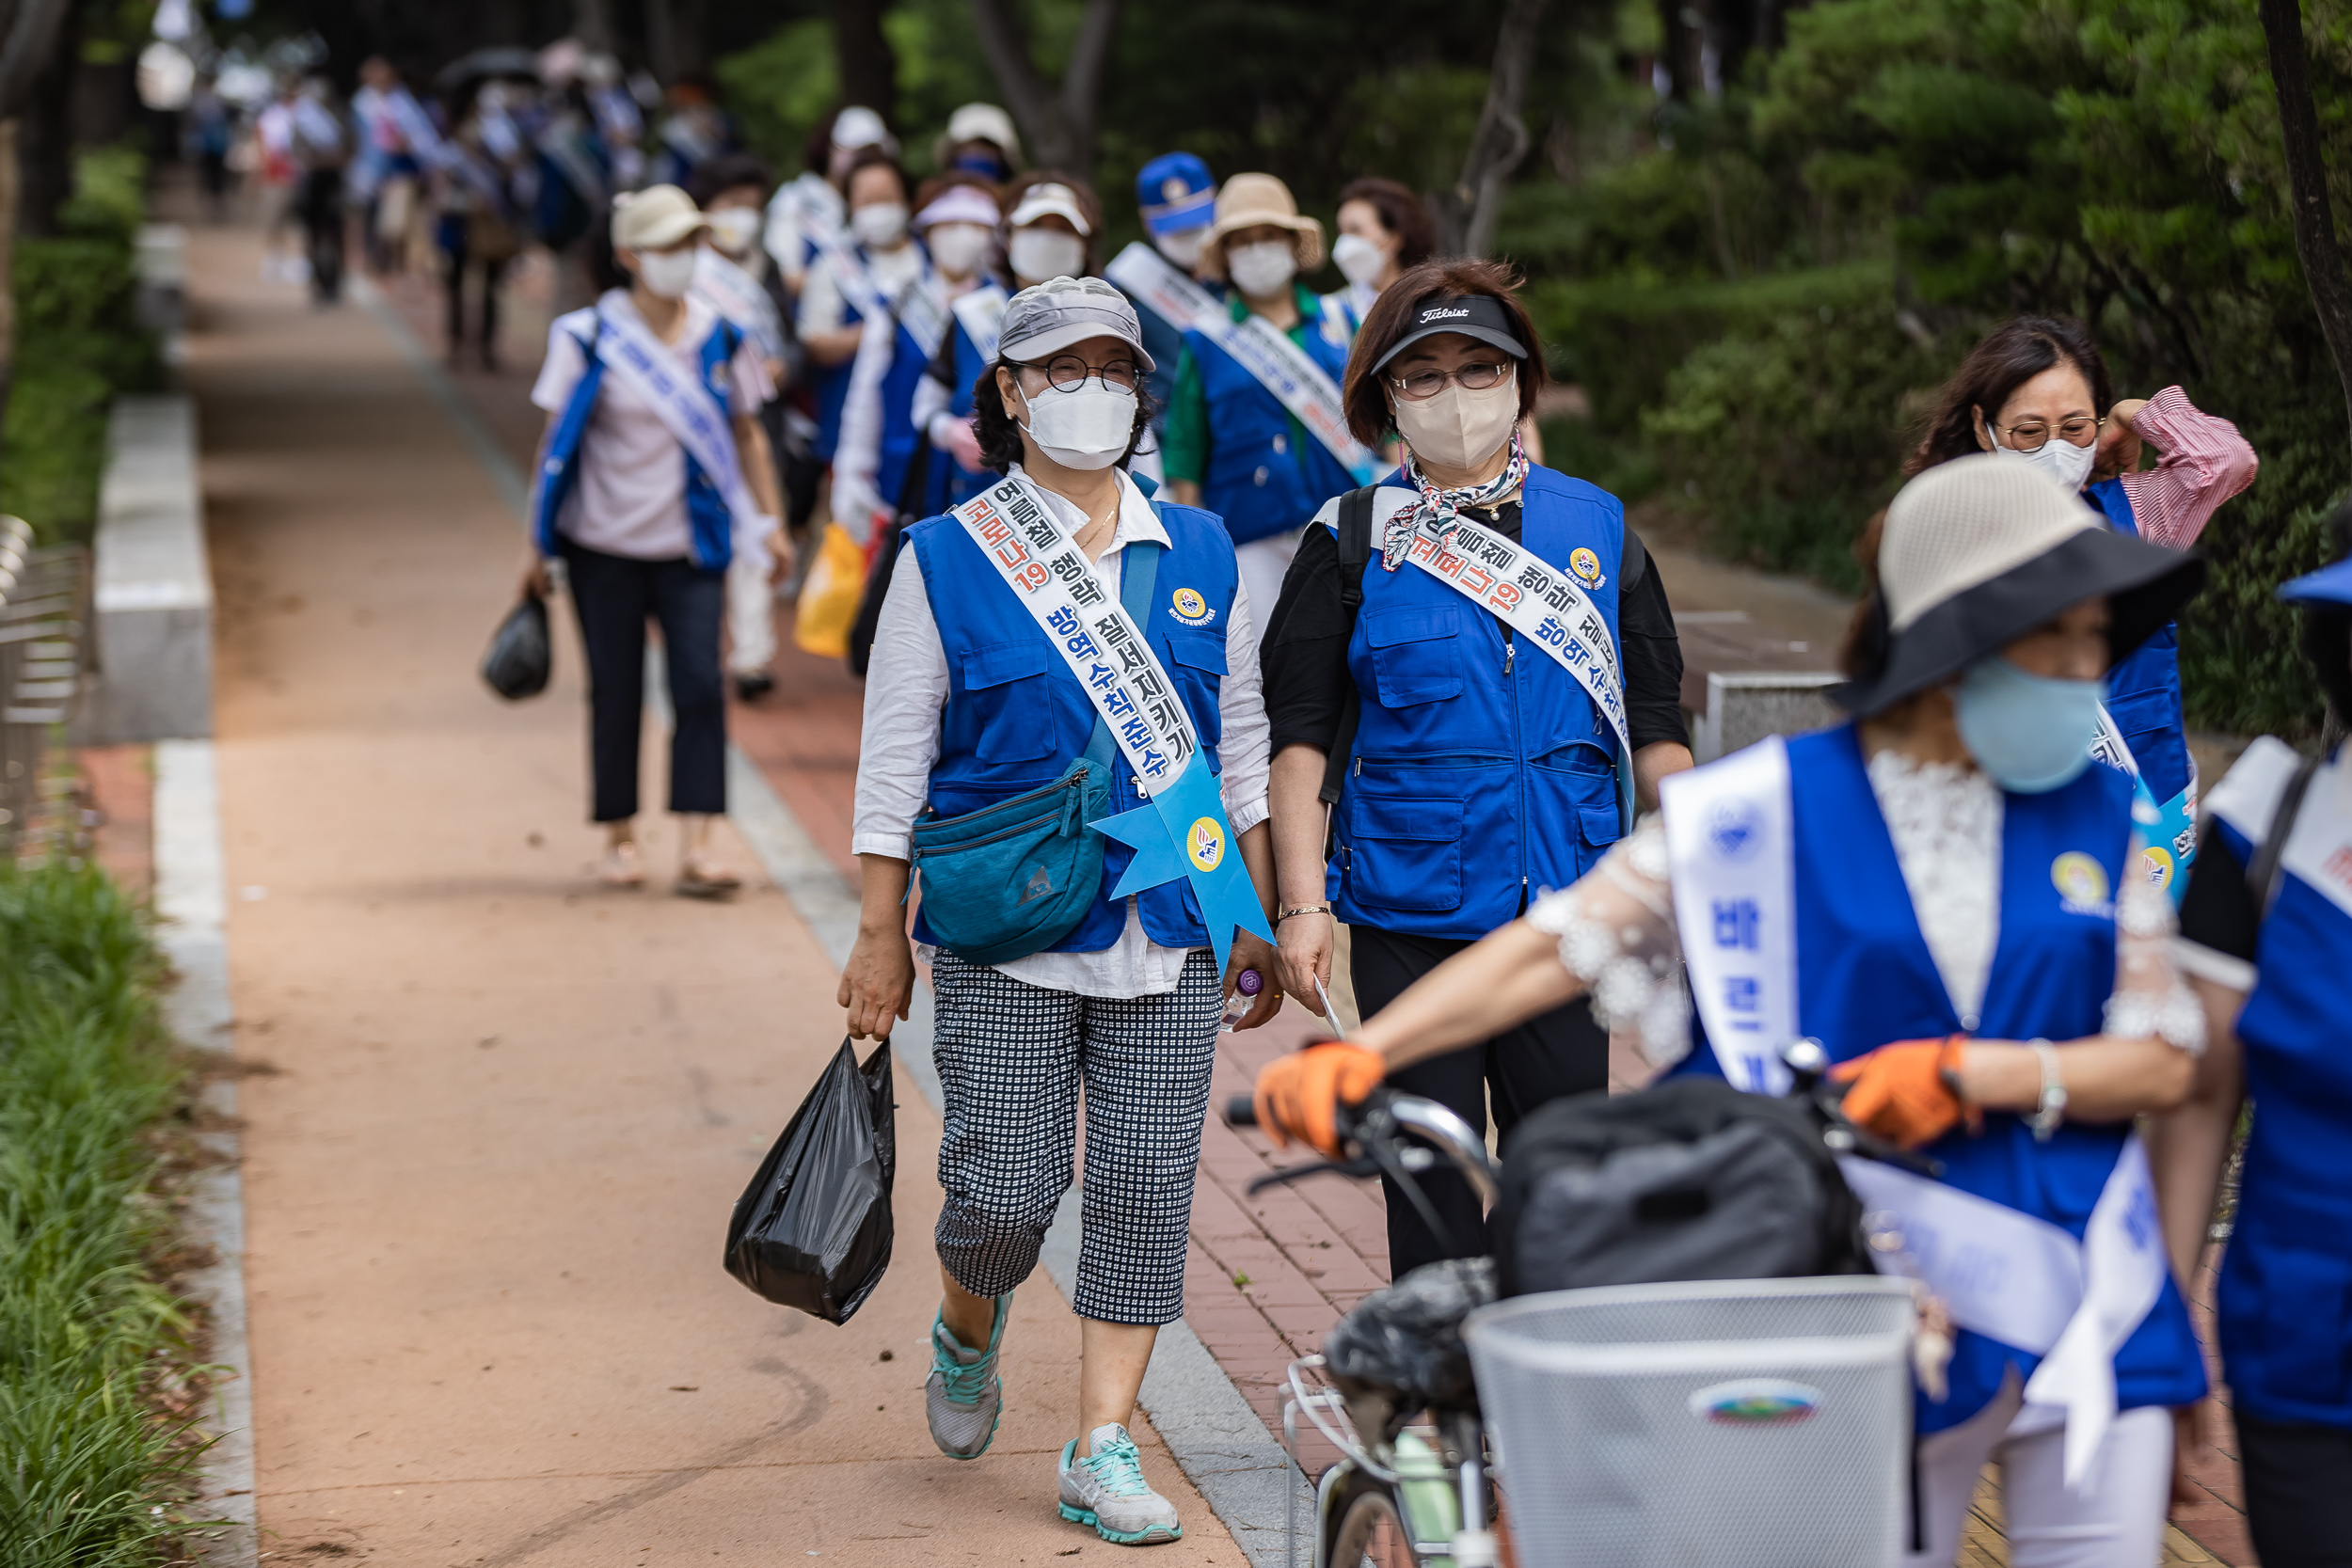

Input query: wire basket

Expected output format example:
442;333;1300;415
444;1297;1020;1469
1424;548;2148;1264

1464;1276;1915;1568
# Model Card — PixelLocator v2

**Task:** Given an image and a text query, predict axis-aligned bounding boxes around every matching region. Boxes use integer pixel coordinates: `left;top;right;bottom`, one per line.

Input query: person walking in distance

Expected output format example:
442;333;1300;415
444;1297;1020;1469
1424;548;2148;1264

522;185;792;895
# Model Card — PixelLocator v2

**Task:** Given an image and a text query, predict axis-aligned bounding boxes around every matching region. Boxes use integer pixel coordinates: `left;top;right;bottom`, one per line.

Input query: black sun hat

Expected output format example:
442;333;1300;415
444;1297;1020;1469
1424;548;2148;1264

1832;453;2206;716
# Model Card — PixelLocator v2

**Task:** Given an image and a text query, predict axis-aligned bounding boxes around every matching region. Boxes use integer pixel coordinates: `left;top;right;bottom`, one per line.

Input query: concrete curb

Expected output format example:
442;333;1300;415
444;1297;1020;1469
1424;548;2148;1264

155;738;257;1568
364;277;1307;1568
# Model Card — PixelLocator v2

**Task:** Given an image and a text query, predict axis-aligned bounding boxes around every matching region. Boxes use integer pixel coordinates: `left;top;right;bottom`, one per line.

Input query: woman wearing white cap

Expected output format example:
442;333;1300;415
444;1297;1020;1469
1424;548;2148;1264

905;176;1009;516
760;103;895;297
1255;455;2215;1566
1000;170;1102;289
795;147;927;488
844;276;1280;1544
1163;172;1365;622
523;184;790;893
934;101;1021;185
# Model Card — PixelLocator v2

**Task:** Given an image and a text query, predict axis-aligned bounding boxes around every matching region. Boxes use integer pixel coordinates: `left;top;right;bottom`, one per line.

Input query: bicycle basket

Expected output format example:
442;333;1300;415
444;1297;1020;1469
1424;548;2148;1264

1464;1276;1915;1568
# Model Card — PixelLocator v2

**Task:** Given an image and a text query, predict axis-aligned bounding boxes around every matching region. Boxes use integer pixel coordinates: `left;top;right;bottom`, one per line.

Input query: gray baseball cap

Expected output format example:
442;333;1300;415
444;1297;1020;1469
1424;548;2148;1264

997;276;1156;372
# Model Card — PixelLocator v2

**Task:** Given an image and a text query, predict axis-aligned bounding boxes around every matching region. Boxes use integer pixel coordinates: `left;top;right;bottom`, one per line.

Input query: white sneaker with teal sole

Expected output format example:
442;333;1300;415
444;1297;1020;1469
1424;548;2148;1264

1057;1424;1182;1544
925;1294;1010;1460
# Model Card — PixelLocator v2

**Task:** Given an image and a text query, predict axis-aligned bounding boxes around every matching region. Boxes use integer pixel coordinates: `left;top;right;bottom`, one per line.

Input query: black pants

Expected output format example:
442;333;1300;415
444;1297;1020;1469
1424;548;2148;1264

560;542;726;823
1349;924;1609;1277
2238;1414;2352;1567
443;228;509;365
297;168;343;303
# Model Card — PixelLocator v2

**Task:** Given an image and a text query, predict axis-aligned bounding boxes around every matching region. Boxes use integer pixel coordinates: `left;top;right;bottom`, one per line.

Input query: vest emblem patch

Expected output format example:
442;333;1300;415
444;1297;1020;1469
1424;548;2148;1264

2051;851;2112;915
1171;587;1215;625
2137;841;2175;892
1186;816;1224;872
1567;546;1607;589
1017;863;1055;905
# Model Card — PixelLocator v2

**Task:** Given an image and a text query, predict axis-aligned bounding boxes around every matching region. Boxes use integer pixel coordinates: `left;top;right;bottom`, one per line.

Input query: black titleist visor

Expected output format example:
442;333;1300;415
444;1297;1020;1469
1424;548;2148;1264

1373;293;1528;372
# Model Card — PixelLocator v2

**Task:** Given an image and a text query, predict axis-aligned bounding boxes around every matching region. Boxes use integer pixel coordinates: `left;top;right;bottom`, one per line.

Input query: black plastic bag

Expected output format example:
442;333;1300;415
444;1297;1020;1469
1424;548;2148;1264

481;592;551;700
723;1037;896;1323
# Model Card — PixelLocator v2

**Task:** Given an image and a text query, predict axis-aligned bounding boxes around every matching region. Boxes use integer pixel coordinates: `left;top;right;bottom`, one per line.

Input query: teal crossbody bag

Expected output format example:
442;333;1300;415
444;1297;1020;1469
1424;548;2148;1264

908;538;1163;965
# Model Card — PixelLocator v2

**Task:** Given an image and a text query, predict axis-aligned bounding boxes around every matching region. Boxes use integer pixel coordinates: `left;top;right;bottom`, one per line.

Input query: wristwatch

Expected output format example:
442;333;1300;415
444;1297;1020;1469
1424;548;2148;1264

2027;1039;2067;1143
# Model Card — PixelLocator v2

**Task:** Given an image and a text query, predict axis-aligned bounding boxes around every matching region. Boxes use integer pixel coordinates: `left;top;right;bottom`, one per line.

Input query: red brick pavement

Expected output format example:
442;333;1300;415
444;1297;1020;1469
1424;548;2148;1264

369;262;2254;1564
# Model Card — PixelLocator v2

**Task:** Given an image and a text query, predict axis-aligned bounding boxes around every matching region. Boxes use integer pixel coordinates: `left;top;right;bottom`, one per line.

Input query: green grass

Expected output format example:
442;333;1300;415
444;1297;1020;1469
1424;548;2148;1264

0;859;206;1566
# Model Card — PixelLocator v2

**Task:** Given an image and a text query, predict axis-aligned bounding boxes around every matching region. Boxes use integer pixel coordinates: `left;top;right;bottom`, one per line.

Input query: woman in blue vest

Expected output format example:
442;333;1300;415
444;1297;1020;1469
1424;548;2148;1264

1163;172;1362;623
795;147;928;483
2154;511;2352;1568
900;175;1006;520
842;277;1281;1544
1257;455;2213;1565
1908;318;2256;849
522;184;788;894
1259;260;1694;1277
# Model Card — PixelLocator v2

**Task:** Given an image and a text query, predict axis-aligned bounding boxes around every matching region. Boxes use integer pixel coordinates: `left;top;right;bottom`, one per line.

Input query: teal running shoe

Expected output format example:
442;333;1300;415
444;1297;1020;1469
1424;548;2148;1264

1057;1424;1182;1545
924;1294;1009;1459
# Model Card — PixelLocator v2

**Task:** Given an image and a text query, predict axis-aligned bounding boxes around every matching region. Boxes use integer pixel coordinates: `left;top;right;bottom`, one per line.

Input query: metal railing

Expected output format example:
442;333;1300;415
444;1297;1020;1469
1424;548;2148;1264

0;515;91;859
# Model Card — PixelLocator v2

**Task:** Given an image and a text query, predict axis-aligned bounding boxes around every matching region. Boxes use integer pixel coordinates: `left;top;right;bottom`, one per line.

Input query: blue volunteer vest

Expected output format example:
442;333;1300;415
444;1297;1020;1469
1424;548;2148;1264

907;500;1239;953
930;287;1002;515
1184;298;1358;546
531;305;743;570
2086;479;2192;805
1330;467;1629;941
801;245;876;462
868;264;943;520
1674;724;2207;1433
2206;753;2352;1431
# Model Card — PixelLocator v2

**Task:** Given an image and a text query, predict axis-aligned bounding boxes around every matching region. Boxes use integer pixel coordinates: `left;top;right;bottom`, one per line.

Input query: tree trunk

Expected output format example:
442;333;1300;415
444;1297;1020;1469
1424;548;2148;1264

1433;0;1552;258
833;0;898;120
11;0;75;238
0;119;19;469
967;0;1121;174
572;0;614;54
0;0;72;112
2262;0;2352;451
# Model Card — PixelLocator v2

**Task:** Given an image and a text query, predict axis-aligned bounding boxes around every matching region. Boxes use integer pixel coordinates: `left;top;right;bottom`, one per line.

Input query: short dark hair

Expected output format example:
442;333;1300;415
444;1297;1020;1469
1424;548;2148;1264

972;362;1156;475
1340;259;1547;446
688;152;771;208
1908;316;2113;477
1337;176;1437;269
841;146;909;204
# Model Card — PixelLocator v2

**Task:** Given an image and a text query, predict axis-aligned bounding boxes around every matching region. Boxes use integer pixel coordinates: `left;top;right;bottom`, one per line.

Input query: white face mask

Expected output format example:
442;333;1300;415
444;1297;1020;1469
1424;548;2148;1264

1995;426;2098;491
1225;239;1297;298
705;207;760;259
1017;381;1136;471
1332;231;1390;289
1009;228;1086;285
849;201;910;248
1392;370;1521;471
926;222;994;279
633;246;698;299
1154;228;1206;269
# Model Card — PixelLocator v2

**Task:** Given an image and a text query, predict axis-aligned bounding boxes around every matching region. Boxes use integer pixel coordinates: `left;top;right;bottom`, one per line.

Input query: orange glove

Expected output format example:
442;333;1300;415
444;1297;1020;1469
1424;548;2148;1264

1831;1036;1971;1150
1252;1041;1386;1157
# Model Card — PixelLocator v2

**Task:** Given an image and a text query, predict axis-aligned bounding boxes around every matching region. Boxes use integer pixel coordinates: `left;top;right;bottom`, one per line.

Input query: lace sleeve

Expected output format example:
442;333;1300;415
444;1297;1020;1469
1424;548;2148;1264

1525;817;1692;1067
2102;869;2205;1053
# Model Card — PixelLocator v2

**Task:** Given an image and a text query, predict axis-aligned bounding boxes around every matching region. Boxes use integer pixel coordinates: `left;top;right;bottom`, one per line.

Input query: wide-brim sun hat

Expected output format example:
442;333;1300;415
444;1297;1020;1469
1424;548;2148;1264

997;276;1155;372
611;183;706;251
1831;452;2206;716
1200;172;1324;277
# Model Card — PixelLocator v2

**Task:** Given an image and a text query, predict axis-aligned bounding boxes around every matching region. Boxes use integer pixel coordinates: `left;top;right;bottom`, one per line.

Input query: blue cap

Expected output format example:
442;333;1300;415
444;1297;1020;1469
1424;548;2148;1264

1136;151;1215;237
2280;555;2352;607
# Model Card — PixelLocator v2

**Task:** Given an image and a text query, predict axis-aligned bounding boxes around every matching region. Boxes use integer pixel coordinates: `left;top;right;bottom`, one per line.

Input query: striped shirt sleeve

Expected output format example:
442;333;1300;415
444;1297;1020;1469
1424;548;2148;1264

2116;386;2259;549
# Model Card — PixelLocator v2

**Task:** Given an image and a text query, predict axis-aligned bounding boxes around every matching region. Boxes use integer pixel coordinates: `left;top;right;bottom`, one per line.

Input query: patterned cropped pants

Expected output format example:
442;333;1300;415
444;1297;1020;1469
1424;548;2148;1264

929;949;1222;1326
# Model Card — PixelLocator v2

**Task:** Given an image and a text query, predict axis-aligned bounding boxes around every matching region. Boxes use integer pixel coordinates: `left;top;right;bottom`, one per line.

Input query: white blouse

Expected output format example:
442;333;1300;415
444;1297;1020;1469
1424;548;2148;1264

1527;747;2203;1068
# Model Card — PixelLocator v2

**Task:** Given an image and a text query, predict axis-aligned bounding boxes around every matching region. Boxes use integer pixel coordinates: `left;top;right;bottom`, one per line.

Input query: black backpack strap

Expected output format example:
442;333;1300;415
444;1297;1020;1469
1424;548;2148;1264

2248;752;2324;919
1319;484;1379;806
1621;525;1649;593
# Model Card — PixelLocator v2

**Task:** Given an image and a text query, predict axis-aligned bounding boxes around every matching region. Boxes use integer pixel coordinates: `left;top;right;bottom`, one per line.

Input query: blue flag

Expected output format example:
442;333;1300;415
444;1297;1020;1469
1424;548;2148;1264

1090;753;1274;973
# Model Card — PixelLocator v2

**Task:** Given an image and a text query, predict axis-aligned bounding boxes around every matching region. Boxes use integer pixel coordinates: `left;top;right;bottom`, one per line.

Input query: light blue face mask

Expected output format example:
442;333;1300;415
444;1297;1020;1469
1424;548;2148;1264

1952;654;2103;793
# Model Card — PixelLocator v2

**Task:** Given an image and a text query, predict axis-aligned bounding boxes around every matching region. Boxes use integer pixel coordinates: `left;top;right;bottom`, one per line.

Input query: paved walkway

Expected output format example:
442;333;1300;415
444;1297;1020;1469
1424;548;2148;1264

191;225;1243;1566
235;233;2253;1566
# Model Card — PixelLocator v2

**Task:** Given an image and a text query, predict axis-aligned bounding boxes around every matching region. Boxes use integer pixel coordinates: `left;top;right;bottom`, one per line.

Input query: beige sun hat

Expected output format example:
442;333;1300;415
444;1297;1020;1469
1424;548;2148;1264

1831;452;2205;715
1200;172;1325;277
610;183;707;251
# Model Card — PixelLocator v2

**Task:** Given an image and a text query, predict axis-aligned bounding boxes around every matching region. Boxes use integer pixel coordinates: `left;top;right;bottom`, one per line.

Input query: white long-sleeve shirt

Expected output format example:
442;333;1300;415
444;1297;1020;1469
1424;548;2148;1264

852;467;1272;997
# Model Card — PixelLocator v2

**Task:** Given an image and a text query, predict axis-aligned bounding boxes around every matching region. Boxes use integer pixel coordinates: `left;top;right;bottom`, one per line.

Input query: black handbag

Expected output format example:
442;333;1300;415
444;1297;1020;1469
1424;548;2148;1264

481;591;551;700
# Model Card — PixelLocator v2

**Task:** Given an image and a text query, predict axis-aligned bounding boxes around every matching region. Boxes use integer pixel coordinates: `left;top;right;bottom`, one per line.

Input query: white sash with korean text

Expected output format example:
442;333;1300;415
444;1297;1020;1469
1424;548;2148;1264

952;284;1008;365
592;298;766;561
953;474;1198;794
894;270;950;363
691;248;785;362
1104;241;1375;482
1390;500;1632;755
1661;736;1799;1096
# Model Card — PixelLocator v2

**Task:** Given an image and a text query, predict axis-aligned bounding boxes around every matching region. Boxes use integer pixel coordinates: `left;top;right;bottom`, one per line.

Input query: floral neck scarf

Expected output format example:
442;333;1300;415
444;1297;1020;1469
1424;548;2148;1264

1380;429;1532;571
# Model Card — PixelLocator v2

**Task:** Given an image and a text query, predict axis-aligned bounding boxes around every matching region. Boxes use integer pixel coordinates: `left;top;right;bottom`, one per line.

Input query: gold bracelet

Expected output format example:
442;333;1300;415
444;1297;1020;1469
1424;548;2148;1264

1277;904;1331;922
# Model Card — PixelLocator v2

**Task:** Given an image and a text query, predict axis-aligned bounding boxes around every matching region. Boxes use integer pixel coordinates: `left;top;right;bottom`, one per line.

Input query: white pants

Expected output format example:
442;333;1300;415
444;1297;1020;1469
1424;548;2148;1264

1233;527;1304;630
724;554;777;675
1905;1376;2173;1568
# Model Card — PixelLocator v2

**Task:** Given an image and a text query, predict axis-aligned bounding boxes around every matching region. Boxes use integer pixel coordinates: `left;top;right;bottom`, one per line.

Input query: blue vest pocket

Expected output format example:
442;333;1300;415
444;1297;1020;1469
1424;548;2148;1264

961;641;1057;764
1364;606;1465;707
1162;625;1229;751
1344;791;1465;912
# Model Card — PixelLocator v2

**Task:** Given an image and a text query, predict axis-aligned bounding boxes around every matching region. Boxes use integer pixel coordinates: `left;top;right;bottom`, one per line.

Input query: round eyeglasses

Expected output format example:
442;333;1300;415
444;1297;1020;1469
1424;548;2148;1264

1009;355;1141;394
1990;415;2105;452
1388;360;1513;402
